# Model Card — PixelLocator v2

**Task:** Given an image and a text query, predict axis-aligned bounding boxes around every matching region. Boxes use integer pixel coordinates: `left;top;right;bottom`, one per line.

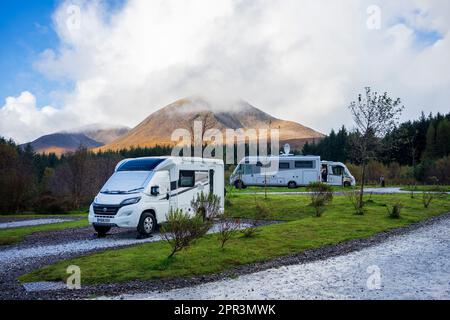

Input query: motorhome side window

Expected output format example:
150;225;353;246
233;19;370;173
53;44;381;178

279;162;290;170
332;166;344;176
179;170;195;187
295;161;315;169
195;171;209;184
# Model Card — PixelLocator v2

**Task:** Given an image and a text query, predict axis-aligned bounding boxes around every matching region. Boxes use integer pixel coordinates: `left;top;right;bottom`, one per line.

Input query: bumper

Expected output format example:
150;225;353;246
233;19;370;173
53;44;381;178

88;203;142;228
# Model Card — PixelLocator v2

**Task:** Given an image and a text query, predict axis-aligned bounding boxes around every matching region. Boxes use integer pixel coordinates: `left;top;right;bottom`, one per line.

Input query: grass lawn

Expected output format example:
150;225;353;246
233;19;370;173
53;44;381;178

228;185;357;194
0;213;89;246
400;185;450;193
20;193;450;285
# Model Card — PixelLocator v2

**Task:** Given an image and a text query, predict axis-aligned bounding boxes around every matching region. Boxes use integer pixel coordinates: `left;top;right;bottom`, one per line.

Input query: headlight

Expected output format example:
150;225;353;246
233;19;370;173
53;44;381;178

120;197;142;206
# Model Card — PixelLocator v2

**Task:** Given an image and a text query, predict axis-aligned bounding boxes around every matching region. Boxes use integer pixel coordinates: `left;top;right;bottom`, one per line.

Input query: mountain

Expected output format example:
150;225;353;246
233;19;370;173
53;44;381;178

23;125;130;155
23;133;103;155
99;97;324;151
74;125;130;145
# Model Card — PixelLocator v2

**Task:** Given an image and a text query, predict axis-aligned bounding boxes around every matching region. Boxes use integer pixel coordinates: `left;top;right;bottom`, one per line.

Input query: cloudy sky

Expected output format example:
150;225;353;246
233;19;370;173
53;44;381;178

1;0;449;143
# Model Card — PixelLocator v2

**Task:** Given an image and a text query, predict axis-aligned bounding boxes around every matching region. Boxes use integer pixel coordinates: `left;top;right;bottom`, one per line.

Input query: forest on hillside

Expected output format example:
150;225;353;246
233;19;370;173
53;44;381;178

0;112;449;213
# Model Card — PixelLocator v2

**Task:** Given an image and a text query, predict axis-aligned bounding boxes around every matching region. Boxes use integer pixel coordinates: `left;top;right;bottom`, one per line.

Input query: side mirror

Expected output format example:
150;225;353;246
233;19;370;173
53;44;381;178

150;186;160;196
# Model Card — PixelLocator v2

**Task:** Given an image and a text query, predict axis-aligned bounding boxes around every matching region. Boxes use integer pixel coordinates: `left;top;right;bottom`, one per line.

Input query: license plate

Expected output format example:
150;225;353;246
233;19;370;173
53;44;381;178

97;218;111;224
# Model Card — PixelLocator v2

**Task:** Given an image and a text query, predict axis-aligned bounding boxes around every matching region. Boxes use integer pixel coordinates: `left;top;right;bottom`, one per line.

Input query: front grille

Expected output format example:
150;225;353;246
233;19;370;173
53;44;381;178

93;205;120;216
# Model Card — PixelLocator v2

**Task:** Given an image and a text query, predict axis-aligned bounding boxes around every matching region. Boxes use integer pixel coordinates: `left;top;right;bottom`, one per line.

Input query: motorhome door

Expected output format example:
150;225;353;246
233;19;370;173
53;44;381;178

150;171;171;217
328;165;344;186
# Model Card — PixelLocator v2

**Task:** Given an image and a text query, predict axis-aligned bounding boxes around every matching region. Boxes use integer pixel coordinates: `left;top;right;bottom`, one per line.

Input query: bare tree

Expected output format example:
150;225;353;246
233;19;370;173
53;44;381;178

349;87;404;208
217;214;241;249
184;112;216;157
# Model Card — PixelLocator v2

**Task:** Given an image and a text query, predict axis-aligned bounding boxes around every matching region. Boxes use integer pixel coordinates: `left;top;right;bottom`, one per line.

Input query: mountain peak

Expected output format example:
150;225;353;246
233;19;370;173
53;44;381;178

99;97;324;151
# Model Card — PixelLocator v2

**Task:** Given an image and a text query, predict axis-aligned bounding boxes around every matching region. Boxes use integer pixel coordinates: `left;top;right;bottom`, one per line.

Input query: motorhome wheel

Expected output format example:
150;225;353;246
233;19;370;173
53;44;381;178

138;212;157;236
288;181;297;189
234;180;246;189
94;225;111;238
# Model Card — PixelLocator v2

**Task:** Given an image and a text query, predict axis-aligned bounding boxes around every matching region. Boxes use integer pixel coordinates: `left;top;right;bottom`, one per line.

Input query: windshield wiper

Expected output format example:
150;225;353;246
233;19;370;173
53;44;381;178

101;190;126;194
101;188;144;195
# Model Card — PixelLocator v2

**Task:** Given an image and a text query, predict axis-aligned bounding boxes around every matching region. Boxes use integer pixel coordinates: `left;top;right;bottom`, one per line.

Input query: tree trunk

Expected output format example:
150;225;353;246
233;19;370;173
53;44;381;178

359;162;366;208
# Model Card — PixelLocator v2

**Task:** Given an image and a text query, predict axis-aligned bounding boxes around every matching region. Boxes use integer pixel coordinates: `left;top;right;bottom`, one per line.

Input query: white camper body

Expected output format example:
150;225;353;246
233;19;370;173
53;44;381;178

321;161;356;187
89;157;224;236
230;155;322;189
229;156;356;188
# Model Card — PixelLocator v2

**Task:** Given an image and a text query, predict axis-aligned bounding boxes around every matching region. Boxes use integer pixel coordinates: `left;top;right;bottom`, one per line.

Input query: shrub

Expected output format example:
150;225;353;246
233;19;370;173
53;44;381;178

161;209;211;258
386;201;403;219
217;214;241;249
306;182;333;217
191;192;221;220
345;190;365;215
255;201;270;220
422;192;434;208
241;224;260;238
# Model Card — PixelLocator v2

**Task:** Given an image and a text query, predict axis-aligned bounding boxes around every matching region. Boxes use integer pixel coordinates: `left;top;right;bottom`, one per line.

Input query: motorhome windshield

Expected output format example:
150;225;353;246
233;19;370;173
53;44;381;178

117;158;165;172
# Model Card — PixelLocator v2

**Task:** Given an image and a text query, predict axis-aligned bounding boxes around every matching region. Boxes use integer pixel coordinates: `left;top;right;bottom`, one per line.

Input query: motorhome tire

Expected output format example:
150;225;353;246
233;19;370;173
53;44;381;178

288;181;297;189
137;212;157;236
94;225;111;237
344;181;351;188
234;180;246;189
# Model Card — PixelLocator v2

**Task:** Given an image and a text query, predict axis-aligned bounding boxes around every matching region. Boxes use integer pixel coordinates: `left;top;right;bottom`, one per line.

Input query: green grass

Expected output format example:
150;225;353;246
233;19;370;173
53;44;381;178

228;185;356;194
0;213;89;246
400;185;450;192
20;193;450;285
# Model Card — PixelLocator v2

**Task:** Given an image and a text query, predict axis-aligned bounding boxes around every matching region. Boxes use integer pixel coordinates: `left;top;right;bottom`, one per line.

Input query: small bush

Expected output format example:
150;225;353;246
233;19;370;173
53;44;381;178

255;201;270;220
241;222;261;238
191;192;222;220
386;201;403;219
409;184;417;199
306;182;333;217
422;192;434;208
345;190;365;215
217;214;241;249
161;209;211;258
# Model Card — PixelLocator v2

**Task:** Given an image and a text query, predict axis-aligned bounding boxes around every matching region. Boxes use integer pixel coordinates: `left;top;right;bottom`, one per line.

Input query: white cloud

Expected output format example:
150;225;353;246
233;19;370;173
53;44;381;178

2;0;450;142
0;92;80;143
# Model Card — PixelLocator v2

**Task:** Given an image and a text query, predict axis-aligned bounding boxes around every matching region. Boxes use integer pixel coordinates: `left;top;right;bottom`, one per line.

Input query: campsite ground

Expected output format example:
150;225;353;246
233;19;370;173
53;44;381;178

0;190;447;299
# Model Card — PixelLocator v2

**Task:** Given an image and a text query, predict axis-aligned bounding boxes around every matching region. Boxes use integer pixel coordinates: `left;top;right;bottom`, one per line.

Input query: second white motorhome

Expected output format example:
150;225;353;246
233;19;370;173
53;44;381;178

230;155;355;189
89;157;224;237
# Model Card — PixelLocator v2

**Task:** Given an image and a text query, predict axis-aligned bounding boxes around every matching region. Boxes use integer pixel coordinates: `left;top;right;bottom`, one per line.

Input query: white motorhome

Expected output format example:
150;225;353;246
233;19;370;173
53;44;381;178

89;157;224;237
230;155;322;189
230;156;356;189
321;161;356;187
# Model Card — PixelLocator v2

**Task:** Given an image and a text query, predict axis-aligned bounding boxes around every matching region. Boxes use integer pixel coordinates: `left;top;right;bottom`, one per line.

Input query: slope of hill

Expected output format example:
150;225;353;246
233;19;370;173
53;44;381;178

23;133;103;155
74;125;130;145
99;97;324;151
22;125;130;155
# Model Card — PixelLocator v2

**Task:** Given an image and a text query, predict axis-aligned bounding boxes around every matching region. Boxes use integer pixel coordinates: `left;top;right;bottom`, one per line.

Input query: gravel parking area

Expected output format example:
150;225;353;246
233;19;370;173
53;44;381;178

112;215;450;300
0;221;252;299
0;218;75;230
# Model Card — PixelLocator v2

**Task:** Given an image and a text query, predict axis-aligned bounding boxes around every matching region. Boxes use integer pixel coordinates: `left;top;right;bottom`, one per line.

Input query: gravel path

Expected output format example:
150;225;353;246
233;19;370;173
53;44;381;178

0;221;253;299
112;216;450;300
0;218;74;230
0;222;250;270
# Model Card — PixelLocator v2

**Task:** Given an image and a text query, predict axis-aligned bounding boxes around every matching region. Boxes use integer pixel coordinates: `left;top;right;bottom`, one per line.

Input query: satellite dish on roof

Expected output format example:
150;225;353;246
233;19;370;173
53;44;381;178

283;143;291;156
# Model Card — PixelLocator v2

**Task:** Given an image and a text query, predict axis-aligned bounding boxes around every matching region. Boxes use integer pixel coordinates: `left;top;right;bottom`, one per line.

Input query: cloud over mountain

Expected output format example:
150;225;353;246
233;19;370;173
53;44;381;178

2;0;450;142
